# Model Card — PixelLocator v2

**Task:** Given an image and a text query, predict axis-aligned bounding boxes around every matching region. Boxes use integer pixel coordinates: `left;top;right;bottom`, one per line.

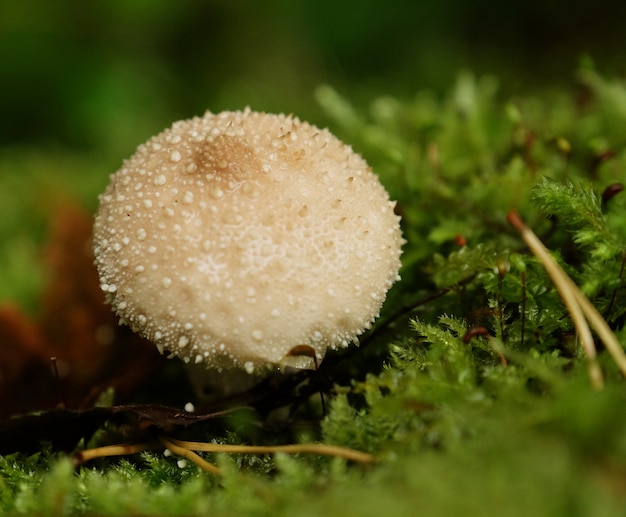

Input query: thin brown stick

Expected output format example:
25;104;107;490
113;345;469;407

75;442;151;465
74;435;373;475
167;437;376;464
157;435;221;475
50;357;68;409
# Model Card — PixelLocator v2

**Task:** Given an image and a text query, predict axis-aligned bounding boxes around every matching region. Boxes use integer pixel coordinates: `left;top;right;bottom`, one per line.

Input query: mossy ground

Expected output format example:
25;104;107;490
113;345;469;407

3;68;626;515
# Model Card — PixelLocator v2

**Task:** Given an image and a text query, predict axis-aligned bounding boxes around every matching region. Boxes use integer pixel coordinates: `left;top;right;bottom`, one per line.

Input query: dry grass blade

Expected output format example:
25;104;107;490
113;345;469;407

158;435;221;475
74;443;151;465
568;284;626;378
167;437;376;464
507;211;604;389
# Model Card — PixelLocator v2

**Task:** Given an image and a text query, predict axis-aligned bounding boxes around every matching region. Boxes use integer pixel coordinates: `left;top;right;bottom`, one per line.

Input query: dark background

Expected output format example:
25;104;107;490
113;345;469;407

2;0;626;156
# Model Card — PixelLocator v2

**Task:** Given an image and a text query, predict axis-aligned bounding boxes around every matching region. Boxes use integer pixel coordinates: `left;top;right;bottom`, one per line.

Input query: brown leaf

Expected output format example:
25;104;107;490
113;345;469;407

0;305;59;418
0;203;166;419
41;204;166;410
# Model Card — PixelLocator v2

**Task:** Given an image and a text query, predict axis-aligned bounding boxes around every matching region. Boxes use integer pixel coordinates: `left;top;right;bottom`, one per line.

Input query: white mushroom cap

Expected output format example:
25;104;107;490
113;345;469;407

93;109;403;374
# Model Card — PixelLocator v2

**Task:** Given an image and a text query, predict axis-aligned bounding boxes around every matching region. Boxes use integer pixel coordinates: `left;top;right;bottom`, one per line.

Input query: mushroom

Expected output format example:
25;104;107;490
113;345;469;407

93;109;403;378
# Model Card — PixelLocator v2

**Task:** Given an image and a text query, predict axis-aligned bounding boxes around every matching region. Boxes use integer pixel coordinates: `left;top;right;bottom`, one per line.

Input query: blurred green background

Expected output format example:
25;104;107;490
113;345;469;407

1;0;626;309
3;0;626;153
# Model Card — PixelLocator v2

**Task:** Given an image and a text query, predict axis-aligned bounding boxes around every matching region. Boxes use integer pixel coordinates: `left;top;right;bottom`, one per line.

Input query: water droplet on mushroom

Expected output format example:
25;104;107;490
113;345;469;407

242;182;259;199
244;361;255;374
183;191;194;204
154;174;167;186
